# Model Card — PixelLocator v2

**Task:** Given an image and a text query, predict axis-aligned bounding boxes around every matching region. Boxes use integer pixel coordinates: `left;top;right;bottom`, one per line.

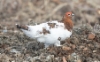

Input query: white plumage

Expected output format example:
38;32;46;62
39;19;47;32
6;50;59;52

17;20;71;48
16;12;74;48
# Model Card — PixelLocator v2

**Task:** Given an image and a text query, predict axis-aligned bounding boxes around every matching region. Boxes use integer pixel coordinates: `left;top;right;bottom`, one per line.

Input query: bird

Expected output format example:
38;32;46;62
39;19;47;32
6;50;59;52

16;12;74;48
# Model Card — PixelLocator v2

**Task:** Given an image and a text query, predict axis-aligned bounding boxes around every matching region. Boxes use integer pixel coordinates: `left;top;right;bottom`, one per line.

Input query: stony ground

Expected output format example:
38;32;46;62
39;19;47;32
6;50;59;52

0;0;100;62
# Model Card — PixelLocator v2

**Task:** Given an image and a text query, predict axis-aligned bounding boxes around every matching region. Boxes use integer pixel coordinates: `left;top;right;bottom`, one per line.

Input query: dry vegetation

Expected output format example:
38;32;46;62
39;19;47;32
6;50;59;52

0;0;100;62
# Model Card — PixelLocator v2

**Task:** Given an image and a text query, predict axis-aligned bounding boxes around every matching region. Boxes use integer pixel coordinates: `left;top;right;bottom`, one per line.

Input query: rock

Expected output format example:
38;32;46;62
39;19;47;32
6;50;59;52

62;56;67;62
83;47;88;51
69;53;81;62
88;33;95;40
62;46;71;51
71;44;76;49
83;47;89;52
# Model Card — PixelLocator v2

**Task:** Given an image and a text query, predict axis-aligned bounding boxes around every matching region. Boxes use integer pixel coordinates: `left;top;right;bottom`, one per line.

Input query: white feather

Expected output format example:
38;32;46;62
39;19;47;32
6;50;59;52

20;20;72;48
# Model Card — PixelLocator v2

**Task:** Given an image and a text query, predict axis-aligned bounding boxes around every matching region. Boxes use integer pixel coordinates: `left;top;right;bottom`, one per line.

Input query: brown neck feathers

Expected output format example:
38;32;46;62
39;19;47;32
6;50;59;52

62;16;73;31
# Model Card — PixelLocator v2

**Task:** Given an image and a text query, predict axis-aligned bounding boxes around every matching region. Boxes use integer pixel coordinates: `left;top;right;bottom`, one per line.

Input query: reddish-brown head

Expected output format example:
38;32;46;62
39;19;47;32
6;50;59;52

65;12;74;18
62;12;74;31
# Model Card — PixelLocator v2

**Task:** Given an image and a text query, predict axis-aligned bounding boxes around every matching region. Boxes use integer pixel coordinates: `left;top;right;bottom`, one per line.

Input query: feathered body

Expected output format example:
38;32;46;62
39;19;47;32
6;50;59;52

16;12;74;48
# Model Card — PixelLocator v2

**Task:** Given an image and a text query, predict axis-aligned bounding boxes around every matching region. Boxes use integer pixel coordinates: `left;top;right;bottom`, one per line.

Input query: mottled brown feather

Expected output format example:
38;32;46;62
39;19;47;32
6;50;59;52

42;28;50;35
47;23;56;28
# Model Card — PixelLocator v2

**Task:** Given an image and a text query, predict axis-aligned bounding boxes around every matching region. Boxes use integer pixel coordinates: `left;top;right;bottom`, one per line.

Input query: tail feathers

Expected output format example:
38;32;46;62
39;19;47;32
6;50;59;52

16;24;28;30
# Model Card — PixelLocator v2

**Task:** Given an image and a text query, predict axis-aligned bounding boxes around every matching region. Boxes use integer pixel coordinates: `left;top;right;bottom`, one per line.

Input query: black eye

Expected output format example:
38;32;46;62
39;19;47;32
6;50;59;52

68;14;71;16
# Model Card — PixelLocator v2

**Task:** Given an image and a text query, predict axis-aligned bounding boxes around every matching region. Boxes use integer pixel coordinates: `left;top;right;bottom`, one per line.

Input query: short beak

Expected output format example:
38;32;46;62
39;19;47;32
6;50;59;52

72;14;74;16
